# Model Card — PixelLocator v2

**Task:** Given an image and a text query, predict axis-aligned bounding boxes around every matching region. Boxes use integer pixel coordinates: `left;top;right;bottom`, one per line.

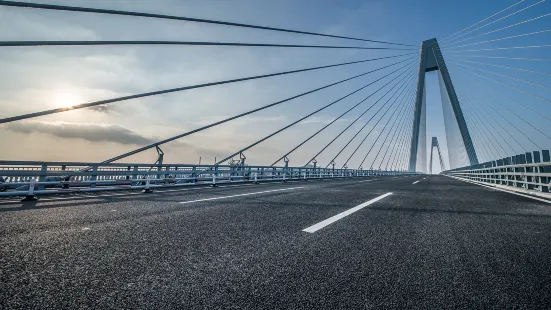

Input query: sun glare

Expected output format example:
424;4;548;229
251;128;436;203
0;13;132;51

55;92;81;108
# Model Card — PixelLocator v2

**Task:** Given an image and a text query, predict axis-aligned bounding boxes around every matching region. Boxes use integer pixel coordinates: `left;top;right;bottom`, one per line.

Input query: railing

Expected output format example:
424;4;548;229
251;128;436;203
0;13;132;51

443;150;551;198
0;160;417;200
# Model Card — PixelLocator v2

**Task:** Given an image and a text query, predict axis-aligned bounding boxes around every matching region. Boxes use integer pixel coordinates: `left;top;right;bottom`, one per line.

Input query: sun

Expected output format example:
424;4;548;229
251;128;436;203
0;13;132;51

55;92;81;108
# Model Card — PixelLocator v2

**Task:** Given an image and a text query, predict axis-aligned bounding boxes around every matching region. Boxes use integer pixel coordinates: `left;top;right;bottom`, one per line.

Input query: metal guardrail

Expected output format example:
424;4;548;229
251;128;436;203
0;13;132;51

0;160;417;201
442;150;551;196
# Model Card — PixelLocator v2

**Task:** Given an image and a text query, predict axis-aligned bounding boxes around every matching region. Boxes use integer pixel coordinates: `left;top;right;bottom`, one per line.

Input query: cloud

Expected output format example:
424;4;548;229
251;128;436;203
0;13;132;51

4;121;155;145
87;105;117;114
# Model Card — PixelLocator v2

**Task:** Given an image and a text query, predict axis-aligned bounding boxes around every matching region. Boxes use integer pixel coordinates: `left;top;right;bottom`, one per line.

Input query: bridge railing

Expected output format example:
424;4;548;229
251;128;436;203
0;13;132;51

442;150;551;197
0;160;417;199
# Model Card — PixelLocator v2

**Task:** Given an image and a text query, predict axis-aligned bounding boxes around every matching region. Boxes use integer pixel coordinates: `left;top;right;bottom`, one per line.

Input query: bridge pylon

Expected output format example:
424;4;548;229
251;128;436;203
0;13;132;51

409;38;478;172
429;137;446;174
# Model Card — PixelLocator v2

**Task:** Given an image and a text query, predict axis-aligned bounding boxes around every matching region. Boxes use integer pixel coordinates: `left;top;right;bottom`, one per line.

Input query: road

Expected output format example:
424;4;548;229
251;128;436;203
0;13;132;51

1;175;551;309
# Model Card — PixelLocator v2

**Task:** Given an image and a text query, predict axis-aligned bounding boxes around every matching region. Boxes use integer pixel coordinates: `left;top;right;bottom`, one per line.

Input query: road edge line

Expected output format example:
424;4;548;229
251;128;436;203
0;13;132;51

179;186;304;204
445;175;551;205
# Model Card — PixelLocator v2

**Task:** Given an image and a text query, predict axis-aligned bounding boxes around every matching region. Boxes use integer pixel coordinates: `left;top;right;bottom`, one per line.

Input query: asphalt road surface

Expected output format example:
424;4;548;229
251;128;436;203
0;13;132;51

1;175;551;309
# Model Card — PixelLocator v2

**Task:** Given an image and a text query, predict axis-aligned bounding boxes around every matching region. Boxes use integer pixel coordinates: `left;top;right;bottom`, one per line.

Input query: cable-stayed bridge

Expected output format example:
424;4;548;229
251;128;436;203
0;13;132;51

1;1;551;308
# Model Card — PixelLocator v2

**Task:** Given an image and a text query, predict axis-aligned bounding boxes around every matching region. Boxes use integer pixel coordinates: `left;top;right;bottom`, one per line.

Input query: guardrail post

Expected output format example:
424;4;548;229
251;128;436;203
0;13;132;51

505;157;512;186
212;165;219;187
513;157;520;187
284;160;289;181
492;161;497;184
21;178;39;202
191;166;197;184
62;165;70;189
90;165;98;188
517;154;525;188
542;150;550;192
260;167;264;181
507;157;514;185
156;153;164;180
533;151;544;192
143;176;153;193
524;152;534;190
497;159;502;184
487;162;492;183
247;166;252;182
131;165;139;185
501;157;509;185
37;164;47;190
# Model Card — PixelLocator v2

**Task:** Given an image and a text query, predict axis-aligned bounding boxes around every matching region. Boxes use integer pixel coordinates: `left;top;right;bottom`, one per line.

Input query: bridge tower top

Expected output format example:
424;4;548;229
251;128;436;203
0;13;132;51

409;38;479;172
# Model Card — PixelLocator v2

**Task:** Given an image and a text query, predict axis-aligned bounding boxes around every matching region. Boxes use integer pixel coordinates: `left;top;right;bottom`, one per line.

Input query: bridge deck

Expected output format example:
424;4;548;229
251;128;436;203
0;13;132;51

1;176;550;309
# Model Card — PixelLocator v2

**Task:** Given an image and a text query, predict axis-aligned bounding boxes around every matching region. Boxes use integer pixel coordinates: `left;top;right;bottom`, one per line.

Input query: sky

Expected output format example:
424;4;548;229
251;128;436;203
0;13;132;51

1;0;550;173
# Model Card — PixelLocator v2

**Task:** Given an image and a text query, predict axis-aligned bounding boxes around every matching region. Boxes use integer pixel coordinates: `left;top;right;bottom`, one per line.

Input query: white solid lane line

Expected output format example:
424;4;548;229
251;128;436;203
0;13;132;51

412;180;420;184
179;187;303;204
358;179;378;183
302;192;393;233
